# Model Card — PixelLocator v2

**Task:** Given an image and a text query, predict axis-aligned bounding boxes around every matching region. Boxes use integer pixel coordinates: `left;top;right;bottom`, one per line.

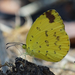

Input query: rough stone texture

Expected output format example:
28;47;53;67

0;57;55;75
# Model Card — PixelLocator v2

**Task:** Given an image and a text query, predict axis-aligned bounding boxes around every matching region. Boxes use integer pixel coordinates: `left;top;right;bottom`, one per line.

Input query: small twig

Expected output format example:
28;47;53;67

0;62;14;68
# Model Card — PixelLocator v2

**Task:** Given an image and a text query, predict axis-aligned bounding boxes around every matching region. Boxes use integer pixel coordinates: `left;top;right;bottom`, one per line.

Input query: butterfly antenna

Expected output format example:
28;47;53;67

6;42;24;49
6;45;15;49
6;42;16;45
6;42;23;45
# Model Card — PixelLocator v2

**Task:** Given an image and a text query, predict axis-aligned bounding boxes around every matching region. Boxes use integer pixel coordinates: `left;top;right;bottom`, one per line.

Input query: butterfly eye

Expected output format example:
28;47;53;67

22;44;27;49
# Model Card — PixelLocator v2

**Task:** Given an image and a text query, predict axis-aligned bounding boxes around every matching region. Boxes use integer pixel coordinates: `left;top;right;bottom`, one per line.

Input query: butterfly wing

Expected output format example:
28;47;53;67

26;9;70;62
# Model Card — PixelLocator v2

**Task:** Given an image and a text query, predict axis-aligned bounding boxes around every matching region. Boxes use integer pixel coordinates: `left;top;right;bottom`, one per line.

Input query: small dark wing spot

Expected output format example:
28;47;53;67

53;32;56;37
51;28;53;30
28;47;30;49
30;39;32;41
54;43;56;45
45;54;47;56
48;57;50;59
46;44;49;46
67;51;69;53
66;33;67;35
54;32;56;34
36;42;38;44
31;35;34;38
39;46;41;48
54;51;56;54
60;29;62;31
45;40;49;43
58;45;61;50
45;31;48;37
38;51;40;53
54;41;57;45
36;27;41;31
45;10;55;23
56;36;60;41
46;51;48;53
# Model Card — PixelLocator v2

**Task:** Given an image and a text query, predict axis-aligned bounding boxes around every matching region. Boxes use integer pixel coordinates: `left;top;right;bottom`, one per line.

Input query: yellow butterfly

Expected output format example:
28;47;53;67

21;9;70;62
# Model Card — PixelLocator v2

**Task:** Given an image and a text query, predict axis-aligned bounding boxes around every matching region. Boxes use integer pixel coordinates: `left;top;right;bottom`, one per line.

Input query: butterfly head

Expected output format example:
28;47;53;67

22;44;27;49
